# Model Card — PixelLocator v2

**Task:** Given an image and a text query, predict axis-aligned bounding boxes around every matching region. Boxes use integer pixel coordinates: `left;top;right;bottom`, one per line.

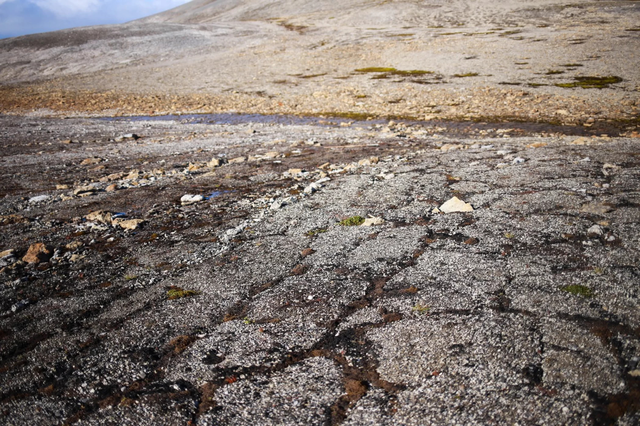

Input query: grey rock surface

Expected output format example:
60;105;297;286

0;114;639;424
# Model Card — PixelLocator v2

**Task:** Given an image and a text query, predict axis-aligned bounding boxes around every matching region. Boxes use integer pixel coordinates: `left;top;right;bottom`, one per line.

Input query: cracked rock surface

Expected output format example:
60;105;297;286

1;114;639;425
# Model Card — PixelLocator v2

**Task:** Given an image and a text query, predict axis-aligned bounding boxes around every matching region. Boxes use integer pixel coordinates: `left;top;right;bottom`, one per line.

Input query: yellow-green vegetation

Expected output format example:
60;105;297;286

124;274;138;281
561;63;583;67
167;286;200;300
625;28;640;31
412;304;430;315
500;29;523;36
555;76;622;89
355;68;434;77
306;227;328;237
561;285;593;298
528;83;548;87
339;216;365;226
545;70;564;75
593;267;605;275
453;72;479;78
355;67;398;73
243;317;255;325
504;232;516;239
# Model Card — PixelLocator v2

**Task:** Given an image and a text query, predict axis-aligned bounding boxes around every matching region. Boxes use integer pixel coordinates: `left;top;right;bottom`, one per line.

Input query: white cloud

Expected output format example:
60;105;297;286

32;0;101;16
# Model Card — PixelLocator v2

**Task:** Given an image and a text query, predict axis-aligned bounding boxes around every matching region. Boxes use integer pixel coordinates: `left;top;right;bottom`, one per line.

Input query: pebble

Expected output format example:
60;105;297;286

86;210;113;225
208;158;223;167
362;216;384;227
29;195;50;203
0;249;14;258
304;183;319;194
22;242;53;264
438;196;474;214
228;156;247;164
80;157;103;165
105;184;118;192
181;194;204;205
113;218;144;230
512;157;525;164
587;225;604;237
73;186;98;196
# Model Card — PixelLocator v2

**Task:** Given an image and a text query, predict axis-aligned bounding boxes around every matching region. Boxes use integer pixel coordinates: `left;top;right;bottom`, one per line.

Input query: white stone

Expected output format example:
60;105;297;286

29;195;50;203
439;197;474;213
362;216;384;227
181;194;204;205
587;225;604;236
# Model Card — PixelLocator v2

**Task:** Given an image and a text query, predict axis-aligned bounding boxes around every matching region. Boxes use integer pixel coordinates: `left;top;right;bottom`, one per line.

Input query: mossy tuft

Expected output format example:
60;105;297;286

453;72;479;78
339;216;365;226
306;228;328;237
355;67;398;73
555;76;622;89
561;285;593;298
167;286;200;300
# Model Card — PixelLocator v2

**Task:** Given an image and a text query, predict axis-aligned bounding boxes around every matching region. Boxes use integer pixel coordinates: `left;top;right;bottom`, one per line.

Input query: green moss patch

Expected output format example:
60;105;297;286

555;76;622;89
306;228;328;237
545;70;564;75
167;286;200;300
339;216;365;226
453;73;479;78
355;67;398;73
561;285;593;298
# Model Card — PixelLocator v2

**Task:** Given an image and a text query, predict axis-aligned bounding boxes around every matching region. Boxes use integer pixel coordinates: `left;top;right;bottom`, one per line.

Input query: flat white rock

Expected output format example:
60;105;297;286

439;196;474;213
181;194;204;205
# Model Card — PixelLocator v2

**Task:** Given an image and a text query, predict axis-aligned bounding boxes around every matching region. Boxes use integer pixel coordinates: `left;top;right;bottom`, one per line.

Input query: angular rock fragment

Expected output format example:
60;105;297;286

85;210;112;225
23;243;52;264
438;196;474;213
181;194;204;205
113;218;144;230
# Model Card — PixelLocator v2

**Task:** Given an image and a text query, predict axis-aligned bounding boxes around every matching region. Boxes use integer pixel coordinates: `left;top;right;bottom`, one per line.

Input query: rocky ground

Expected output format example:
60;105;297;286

1;0;640;424
1;113;639;425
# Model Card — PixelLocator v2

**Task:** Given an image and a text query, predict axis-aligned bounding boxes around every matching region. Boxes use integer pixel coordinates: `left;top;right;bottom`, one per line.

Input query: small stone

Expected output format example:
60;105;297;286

290;264;308;275
126;170;141;180
123;133;139;139
304;183;319;194
362;216;385;227
85;211;112;225
512;157;525;164
263;151;280;158
73;186;97;196
65;241;83;250
270;200;285;210
80;157;103;166
555;109;569;115
207;158;222;168
29;195;50;203
228;156;247;164
181;194;204;205
439;197;474;213
56;184;69;190
288;168;303;176
0;249;14;258
105;184;118;192
61;139;73;144
587;225;604;237
114;219;144;230
301;248;315;257
628;370;640;377
69;254;85;262
22;243;52;264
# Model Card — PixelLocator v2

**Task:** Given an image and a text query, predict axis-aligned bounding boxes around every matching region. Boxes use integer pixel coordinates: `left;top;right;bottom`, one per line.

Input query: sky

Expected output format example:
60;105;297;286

0;0;192;39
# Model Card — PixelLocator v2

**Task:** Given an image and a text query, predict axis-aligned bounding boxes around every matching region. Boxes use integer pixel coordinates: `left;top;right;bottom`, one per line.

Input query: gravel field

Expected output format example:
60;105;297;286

1;1;639;425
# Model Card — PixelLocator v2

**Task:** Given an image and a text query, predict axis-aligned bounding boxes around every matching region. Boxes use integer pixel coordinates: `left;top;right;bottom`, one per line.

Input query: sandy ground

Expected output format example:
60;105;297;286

0;0;639;127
